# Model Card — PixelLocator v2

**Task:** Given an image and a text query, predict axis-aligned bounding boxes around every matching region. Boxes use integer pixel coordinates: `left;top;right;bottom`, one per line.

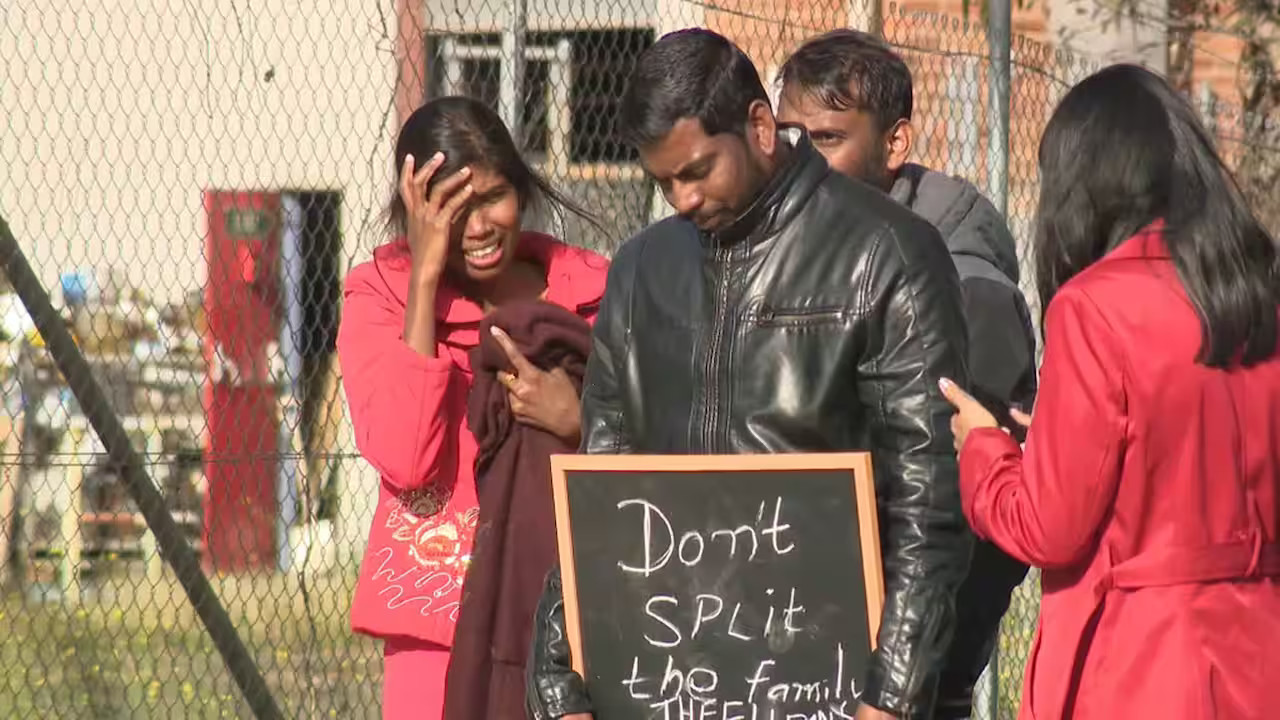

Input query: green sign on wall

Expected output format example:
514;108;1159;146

225;208;272;237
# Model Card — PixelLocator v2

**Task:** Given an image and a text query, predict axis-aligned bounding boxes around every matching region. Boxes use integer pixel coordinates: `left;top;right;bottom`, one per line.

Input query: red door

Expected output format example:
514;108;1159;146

202;191;281;572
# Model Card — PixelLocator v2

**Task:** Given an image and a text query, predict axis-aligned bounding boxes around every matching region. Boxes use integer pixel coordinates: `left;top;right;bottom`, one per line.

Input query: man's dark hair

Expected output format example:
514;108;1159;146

779;29;914;132
618;28;768;149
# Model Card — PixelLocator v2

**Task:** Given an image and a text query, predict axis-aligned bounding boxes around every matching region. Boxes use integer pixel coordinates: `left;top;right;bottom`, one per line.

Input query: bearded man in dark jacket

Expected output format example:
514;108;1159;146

777;30;1038;720
526;28;973;720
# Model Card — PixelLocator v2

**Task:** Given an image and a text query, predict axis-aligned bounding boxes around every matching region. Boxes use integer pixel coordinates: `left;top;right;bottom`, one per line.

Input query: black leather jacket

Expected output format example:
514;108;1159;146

526;128;974;720
889;165;1039;718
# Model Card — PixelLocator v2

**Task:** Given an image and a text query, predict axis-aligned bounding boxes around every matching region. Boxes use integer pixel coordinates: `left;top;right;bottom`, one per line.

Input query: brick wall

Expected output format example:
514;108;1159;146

701;0;1058;219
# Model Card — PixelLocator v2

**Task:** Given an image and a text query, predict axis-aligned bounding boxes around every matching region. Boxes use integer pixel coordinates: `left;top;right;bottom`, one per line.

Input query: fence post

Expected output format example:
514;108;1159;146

986;0;1012;217
982;7;1013;717
0;212;285;720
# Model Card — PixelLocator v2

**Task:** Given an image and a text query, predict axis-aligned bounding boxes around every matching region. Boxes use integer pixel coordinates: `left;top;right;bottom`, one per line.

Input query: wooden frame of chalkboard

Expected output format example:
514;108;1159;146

550;453;885;716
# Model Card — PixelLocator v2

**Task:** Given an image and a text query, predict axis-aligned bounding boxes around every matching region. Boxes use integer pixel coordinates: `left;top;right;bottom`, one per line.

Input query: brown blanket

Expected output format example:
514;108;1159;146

442;300;592;720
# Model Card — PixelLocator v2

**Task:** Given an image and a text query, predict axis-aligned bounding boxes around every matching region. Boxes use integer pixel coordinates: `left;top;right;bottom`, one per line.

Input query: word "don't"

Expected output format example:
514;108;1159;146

616;497;796;577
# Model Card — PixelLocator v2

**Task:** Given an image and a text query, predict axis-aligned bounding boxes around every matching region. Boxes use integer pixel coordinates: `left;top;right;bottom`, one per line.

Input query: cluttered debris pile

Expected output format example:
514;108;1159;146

1;269;209;592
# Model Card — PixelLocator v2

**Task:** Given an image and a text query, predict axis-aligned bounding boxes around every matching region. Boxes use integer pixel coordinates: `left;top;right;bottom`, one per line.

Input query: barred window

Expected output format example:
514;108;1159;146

426;29;652;165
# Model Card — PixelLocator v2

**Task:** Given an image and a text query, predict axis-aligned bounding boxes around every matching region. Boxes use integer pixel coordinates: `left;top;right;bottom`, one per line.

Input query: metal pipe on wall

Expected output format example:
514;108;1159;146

276;194;305;572
848;0;883;36
500;0;528;144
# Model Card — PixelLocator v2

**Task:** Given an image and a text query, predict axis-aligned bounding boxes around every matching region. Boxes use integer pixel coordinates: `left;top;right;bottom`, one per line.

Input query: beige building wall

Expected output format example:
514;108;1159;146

1;0;407;564
1;0;401;306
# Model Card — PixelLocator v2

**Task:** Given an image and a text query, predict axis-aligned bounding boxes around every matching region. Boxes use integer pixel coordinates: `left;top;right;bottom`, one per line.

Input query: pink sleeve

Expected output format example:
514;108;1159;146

337;270;460;492
959;288;1128;569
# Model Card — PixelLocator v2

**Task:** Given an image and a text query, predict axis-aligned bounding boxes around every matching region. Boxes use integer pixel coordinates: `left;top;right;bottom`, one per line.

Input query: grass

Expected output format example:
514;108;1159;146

0;564;1043;720
1;566;383;719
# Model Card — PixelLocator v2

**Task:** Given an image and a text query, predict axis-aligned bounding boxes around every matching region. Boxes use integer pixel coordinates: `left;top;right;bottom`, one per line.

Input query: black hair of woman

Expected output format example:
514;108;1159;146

385;96;605;242
1035;63;1279;368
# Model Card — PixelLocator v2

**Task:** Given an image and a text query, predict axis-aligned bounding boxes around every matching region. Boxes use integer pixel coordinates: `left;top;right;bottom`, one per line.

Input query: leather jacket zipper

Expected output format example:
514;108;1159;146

702;247;732;450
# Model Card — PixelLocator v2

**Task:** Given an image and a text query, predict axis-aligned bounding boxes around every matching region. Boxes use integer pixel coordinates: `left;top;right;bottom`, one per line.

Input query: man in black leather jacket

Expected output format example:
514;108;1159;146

777;30;1038;720
526;28;973;720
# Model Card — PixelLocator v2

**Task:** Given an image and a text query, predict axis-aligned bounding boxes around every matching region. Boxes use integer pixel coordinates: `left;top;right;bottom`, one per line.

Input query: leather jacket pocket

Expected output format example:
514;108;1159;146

751;302;851;329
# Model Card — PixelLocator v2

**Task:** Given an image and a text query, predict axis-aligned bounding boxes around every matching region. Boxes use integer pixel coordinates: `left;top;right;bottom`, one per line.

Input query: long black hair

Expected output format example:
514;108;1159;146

386;96;601;238
1035;63;1279;368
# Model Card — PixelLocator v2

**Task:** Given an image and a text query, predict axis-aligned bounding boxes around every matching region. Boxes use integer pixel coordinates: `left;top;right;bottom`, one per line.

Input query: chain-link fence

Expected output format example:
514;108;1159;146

1;0;1276;718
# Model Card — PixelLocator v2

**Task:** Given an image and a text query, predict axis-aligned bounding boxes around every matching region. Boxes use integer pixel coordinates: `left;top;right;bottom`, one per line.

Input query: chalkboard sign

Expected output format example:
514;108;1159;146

551;453;884;720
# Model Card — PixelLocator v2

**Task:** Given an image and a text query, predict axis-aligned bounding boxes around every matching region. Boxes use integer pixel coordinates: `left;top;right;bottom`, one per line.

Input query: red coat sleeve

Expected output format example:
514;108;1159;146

959;288;1128;569
337;267;461;492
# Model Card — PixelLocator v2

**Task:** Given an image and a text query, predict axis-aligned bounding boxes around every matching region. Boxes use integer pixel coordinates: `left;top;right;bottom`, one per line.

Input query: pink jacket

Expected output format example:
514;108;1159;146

338;232;609;646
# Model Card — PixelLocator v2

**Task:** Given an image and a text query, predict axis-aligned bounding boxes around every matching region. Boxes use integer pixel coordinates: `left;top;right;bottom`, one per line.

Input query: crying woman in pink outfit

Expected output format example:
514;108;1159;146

336;96;609;719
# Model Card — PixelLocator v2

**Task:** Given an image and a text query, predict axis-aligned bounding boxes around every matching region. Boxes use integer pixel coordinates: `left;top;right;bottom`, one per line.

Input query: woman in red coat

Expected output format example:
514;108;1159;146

942;64;1280;719
336;97;609;719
